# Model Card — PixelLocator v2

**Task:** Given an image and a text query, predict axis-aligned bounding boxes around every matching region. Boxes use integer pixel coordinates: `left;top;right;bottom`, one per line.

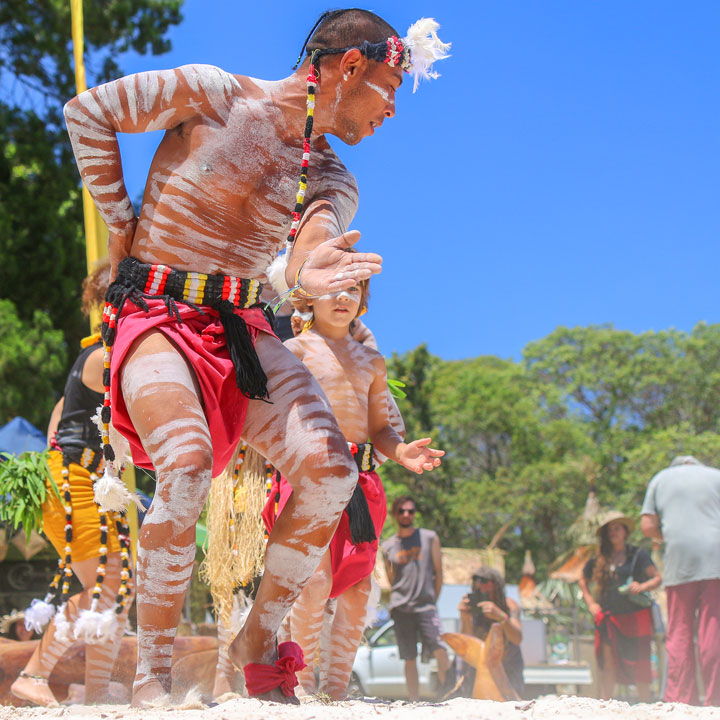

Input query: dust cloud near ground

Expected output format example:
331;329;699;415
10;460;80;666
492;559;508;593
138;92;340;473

0;695;717;720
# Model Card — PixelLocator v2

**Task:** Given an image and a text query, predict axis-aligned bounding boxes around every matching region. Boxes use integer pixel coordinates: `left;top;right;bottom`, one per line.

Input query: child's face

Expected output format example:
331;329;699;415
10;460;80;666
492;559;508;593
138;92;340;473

311;285;363;330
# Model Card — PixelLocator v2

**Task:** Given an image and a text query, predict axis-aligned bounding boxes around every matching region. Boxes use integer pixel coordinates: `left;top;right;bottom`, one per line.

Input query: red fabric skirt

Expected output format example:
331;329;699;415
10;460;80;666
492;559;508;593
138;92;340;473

263;468;387;598
110;297;276;477
594;607;653;685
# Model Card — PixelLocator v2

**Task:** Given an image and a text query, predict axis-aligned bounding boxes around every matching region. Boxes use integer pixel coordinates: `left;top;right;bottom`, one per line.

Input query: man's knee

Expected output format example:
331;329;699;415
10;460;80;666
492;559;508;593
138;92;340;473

144;454;212;534
319;439;358;504
293;448;358;521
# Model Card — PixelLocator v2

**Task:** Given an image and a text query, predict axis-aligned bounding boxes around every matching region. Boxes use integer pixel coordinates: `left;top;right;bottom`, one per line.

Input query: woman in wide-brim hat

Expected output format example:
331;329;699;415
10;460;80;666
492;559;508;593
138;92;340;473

578;510;662;701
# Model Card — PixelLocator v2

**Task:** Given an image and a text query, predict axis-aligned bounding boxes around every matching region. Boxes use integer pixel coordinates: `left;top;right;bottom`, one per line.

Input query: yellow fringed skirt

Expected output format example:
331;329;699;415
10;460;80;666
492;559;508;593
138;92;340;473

42;449;122;562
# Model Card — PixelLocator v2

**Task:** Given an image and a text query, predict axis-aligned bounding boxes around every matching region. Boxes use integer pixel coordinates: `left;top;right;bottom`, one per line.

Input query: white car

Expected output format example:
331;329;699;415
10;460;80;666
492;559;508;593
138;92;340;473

350;620;443;700
350;586;469;700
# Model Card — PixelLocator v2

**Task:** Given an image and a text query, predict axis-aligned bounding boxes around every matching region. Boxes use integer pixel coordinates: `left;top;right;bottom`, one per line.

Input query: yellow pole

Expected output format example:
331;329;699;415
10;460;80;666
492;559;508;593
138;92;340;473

70;0;109;321
69;0;138;555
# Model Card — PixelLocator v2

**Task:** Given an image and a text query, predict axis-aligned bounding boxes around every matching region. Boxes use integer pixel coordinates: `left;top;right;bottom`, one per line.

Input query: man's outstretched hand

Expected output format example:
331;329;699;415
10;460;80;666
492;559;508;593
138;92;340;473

297;231;382;296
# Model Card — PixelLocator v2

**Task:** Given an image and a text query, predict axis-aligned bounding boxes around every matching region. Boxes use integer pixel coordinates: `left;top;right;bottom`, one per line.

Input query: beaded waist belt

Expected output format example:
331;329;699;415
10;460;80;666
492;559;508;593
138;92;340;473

349;442;376;473
102;257;274;404
98;257;275;474
132;258;264;310
345;441;377;545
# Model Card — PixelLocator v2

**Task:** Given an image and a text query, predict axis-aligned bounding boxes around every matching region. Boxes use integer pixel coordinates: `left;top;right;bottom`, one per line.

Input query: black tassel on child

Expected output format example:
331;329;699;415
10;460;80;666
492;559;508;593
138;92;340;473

345;484;377;544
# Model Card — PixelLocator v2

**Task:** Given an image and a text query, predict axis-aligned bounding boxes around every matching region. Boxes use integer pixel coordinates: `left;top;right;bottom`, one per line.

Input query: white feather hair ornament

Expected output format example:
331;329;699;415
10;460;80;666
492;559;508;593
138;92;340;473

402;18;452;93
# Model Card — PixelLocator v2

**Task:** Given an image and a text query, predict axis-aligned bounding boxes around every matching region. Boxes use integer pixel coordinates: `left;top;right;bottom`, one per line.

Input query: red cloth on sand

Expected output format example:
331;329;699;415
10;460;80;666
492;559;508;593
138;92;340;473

263;468;387;598
244;641;306;697
110;297;275;476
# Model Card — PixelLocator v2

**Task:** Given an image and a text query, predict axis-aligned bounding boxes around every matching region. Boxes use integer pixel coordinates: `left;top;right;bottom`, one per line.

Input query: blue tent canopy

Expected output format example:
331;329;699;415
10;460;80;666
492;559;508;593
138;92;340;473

0;417;47;454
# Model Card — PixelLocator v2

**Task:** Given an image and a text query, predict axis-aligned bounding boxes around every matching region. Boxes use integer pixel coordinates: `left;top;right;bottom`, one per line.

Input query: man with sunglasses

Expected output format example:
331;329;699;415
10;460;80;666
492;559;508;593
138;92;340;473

381;496;450;700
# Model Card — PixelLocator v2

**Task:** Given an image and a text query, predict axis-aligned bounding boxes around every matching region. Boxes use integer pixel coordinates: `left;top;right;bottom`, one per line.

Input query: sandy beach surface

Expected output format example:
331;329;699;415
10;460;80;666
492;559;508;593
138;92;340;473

1;695;716;720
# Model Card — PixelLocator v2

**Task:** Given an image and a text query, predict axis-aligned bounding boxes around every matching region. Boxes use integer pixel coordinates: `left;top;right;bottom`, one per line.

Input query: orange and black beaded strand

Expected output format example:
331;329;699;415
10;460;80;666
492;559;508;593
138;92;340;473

99;301;118;467
24;461;74;632
53;462;75;634
286;50;319;250
113;513;133;616
88;499;109;613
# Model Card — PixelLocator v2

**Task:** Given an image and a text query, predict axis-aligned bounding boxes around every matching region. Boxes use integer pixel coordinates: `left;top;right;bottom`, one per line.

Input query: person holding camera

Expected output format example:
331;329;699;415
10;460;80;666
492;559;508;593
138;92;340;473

458;567;524;696
578;511;661;701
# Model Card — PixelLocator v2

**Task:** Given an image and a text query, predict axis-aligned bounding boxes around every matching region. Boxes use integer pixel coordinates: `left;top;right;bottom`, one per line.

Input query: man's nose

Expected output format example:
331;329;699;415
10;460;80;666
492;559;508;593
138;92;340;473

384;100;395;119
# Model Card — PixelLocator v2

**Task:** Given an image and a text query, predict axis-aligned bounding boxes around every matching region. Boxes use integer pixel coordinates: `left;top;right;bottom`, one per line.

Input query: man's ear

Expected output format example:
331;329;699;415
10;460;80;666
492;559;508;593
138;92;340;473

339;48;367;81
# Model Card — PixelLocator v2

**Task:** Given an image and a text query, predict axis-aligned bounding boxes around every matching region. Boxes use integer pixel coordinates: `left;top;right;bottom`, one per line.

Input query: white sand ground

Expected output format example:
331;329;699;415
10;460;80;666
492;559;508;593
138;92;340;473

1;695;717;720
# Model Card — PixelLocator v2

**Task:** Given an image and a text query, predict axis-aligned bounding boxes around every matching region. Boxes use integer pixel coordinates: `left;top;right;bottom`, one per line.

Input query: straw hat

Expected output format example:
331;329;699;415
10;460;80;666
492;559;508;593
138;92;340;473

596;509;634;535
0;609;25;635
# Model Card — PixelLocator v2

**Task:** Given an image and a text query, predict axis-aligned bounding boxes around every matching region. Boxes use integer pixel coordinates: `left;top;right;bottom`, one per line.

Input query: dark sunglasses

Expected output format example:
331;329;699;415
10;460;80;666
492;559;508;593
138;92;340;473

398;508;416;515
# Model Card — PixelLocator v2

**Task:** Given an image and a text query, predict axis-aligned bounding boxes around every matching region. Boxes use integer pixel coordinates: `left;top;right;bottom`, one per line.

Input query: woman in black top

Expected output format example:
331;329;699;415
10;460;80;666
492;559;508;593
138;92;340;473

579;511;661;701
11;263;134;707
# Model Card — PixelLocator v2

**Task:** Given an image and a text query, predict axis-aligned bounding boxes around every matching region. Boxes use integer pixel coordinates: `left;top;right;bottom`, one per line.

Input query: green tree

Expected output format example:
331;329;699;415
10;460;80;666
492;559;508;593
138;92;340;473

380;345;455;539
0;299;67;428
381;346;596;580
0;0;183;417
381;325;720;582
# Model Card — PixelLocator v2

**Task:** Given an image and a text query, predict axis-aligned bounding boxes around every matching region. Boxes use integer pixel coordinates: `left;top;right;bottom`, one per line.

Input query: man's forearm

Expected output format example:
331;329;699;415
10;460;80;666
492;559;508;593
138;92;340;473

640;514;663;541
64;93;136;235
372;428;405;466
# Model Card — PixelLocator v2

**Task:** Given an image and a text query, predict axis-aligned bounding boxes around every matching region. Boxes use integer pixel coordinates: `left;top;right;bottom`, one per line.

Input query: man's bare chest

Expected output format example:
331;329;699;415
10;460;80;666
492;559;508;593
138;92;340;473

187;116;300;205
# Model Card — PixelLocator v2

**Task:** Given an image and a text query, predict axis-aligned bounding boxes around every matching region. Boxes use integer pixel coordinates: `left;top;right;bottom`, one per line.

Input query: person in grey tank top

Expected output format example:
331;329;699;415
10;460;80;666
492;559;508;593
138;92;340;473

381;496;450;700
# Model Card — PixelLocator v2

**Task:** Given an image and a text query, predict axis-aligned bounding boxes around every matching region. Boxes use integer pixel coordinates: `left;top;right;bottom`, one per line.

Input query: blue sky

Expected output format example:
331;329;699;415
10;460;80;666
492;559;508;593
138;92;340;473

113;1;720;361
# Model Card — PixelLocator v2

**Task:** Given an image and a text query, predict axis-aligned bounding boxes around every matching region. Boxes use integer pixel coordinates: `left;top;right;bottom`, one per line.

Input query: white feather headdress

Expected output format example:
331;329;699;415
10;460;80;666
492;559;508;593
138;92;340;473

402;18;451;93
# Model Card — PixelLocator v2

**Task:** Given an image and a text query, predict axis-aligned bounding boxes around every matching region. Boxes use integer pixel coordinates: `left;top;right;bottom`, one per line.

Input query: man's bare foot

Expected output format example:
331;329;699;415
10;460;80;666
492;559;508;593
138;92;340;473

131;678;169;707
10;673;60;708
228;623;274;669
228;627;300;705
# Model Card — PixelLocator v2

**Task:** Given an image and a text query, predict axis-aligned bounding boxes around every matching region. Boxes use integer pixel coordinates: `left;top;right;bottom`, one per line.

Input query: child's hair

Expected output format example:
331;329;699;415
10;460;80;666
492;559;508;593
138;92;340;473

81;258;111;318
297;248;370;333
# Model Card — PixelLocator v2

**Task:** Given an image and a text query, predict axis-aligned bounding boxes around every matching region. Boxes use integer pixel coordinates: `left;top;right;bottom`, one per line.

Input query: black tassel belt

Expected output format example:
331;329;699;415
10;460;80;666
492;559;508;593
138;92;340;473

345;442;377;545
102;257;275;401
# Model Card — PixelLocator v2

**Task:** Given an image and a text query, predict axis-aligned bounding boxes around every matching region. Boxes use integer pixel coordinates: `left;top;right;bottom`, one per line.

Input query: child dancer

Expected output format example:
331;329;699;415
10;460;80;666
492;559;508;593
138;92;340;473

263;278;443;699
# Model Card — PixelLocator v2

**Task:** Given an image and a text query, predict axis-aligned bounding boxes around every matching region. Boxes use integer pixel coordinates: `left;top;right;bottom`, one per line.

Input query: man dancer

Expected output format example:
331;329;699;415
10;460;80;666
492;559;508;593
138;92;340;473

63;8;448;705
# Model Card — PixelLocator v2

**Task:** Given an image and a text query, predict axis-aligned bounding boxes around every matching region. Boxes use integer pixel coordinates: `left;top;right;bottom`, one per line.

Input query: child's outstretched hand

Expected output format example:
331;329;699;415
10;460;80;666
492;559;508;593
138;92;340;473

397;438;444;474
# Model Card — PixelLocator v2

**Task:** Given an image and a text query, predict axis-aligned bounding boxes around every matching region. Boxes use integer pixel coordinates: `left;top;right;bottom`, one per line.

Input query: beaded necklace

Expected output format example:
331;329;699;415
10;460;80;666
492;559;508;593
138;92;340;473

286;50;319;250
